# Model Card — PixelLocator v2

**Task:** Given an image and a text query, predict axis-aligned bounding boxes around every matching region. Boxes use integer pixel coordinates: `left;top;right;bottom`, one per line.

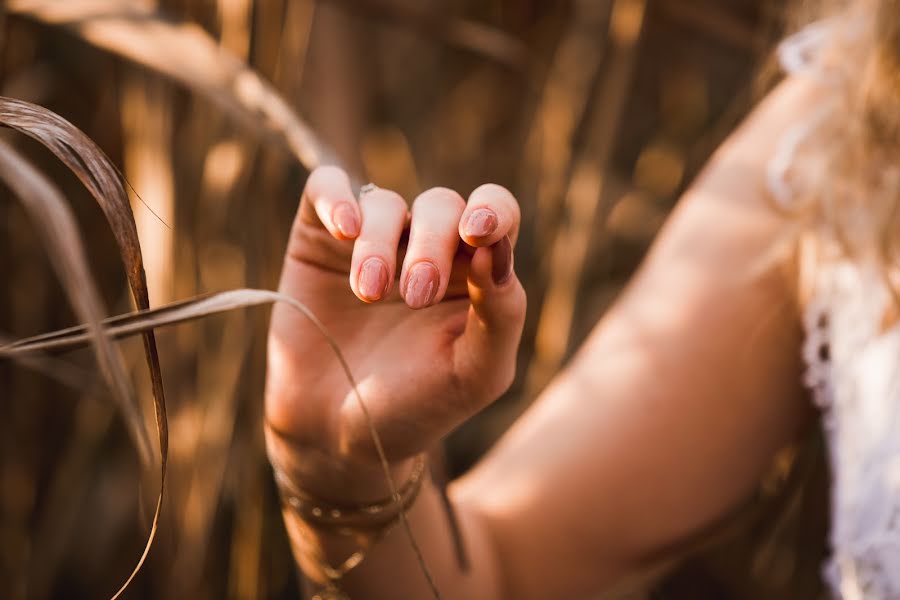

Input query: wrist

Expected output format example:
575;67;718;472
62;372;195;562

265;423;418;504
275;454;427;536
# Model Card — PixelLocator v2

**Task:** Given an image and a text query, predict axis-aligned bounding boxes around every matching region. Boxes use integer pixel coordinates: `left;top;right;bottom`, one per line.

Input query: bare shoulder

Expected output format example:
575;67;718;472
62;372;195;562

682;74;826;230
718;75;826;165
626;75;828;312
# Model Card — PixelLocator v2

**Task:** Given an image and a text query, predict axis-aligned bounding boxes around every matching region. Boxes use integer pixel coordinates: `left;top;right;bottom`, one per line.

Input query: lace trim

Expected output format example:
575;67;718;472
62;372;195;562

776;18;837;77
774;16;900;600
766;105;833;210
798;260;900;599
801;295;834;414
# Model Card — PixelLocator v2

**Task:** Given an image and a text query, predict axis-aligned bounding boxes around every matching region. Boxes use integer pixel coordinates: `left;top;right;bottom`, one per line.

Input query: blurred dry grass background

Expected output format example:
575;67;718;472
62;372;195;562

0;0;830;598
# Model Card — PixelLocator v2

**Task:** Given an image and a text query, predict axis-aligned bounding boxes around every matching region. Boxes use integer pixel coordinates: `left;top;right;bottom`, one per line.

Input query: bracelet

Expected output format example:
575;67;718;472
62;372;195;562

272;455;429;599
272;454;428;533
292;518;402;600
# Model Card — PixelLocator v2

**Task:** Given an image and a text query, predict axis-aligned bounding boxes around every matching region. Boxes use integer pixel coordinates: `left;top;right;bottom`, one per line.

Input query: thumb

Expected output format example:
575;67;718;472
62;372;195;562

454;235;526;402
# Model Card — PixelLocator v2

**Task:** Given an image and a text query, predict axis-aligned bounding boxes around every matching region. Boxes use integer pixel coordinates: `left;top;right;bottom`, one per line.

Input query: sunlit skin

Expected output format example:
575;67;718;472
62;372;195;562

265;76;821;599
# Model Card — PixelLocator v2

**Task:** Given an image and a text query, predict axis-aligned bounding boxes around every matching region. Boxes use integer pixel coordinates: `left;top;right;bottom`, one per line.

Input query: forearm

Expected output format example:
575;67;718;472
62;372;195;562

282;479;501;599
268;431;503;599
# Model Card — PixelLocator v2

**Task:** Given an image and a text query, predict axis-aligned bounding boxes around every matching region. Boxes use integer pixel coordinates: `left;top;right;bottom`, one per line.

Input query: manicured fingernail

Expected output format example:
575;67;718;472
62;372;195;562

358;258;388;301
492;235;513;286
464;208;498;238
404;262;439;309
332;203;360;237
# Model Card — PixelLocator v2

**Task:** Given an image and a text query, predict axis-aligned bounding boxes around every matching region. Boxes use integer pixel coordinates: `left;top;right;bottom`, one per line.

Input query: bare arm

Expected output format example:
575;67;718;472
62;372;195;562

267;76;819;599
454;79;816;598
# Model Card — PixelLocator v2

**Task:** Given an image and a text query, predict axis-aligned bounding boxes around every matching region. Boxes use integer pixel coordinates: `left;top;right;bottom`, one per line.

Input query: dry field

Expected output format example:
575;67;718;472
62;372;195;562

0;1;829;598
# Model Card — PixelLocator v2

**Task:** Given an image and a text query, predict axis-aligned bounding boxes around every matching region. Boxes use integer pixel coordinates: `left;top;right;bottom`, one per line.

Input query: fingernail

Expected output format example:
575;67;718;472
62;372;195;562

492;235;513;286
332;203;360;237
404;262;439;309
464;208;498;238
358;258;388;301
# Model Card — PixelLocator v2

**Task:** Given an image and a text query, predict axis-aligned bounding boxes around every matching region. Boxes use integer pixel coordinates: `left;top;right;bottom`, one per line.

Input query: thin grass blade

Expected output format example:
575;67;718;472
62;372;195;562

0;97;167;600
0;288;442;598
0;139;151;462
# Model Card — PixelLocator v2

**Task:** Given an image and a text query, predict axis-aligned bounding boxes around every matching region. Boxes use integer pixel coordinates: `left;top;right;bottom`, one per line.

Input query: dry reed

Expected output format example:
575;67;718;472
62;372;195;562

0;1;830;599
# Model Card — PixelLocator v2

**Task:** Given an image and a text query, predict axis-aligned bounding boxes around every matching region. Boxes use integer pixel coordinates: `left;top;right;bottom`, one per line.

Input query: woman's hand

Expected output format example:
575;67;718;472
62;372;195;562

265;166;525;499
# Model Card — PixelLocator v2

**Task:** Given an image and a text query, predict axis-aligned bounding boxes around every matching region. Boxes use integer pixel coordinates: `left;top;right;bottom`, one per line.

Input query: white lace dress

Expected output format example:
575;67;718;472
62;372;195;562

771;19;900;600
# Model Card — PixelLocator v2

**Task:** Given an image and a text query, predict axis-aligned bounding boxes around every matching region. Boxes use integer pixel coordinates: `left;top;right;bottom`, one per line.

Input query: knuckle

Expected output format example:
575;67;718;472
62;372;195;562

408;231;446;252
471;183;521;218
414;186;466;211
309;165;346;187
360;188;407;212
353;240;396;260
472;183;516;203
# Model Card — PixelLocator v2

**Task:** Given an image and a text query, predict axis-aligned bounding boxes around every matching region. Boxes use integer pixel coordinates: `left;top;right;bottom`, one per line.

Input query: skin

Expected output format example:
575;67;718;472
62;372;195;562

265;76;821;599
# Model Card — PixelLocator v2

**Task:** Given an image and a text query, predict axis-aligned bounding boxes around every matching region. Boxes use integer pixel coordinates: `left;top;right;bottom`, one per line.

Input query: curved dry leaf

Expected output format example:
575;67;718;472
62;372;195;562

0;97;168;450
7;0;341;172
0;288;442;598
0;97;167;600
0;138;151;462
0;97;145;295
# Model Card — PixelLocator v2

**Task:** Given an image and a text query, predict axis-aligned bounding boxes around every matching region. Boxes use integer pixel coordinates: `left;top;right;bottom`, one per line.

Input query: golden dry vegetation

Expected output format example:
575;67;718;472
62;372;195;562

0;1;829;598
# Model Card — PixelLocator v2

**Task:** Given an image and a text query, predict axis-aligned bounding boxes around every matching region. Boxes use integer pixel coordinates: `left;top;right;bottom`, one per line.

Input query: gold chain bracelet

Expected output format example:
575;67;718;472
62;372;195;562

271;454;429;598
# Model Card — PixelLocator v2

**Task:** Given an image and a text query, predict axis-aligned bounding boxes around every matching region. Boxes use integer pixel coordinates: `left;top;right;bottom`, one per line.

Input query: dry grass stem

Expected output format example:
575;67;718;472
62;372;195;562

0;3;821;597
526;0;648;398
0;137;151;462
0;288;442;598
326;0;530;71
0;95;170;600
7;0;343;173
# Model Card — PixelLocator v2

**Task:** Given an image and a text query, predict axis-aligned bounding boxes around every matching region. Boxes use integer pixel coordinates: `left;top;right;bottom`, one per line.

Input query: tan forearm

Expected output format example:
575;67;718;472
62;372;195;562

280;474;503;600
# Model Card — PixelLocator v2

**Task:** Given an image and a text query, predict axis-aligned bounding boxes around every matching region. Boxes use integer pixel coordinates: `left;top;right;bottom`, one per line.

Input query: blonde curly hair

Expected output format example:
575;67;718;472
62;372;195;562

784;1;900;283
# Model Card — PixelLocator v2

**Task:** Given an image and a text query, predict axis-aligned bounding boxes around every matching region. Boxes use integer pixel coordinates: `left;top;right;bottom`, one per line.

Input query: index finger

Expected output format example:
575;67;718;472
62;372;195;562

299;166;361;240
